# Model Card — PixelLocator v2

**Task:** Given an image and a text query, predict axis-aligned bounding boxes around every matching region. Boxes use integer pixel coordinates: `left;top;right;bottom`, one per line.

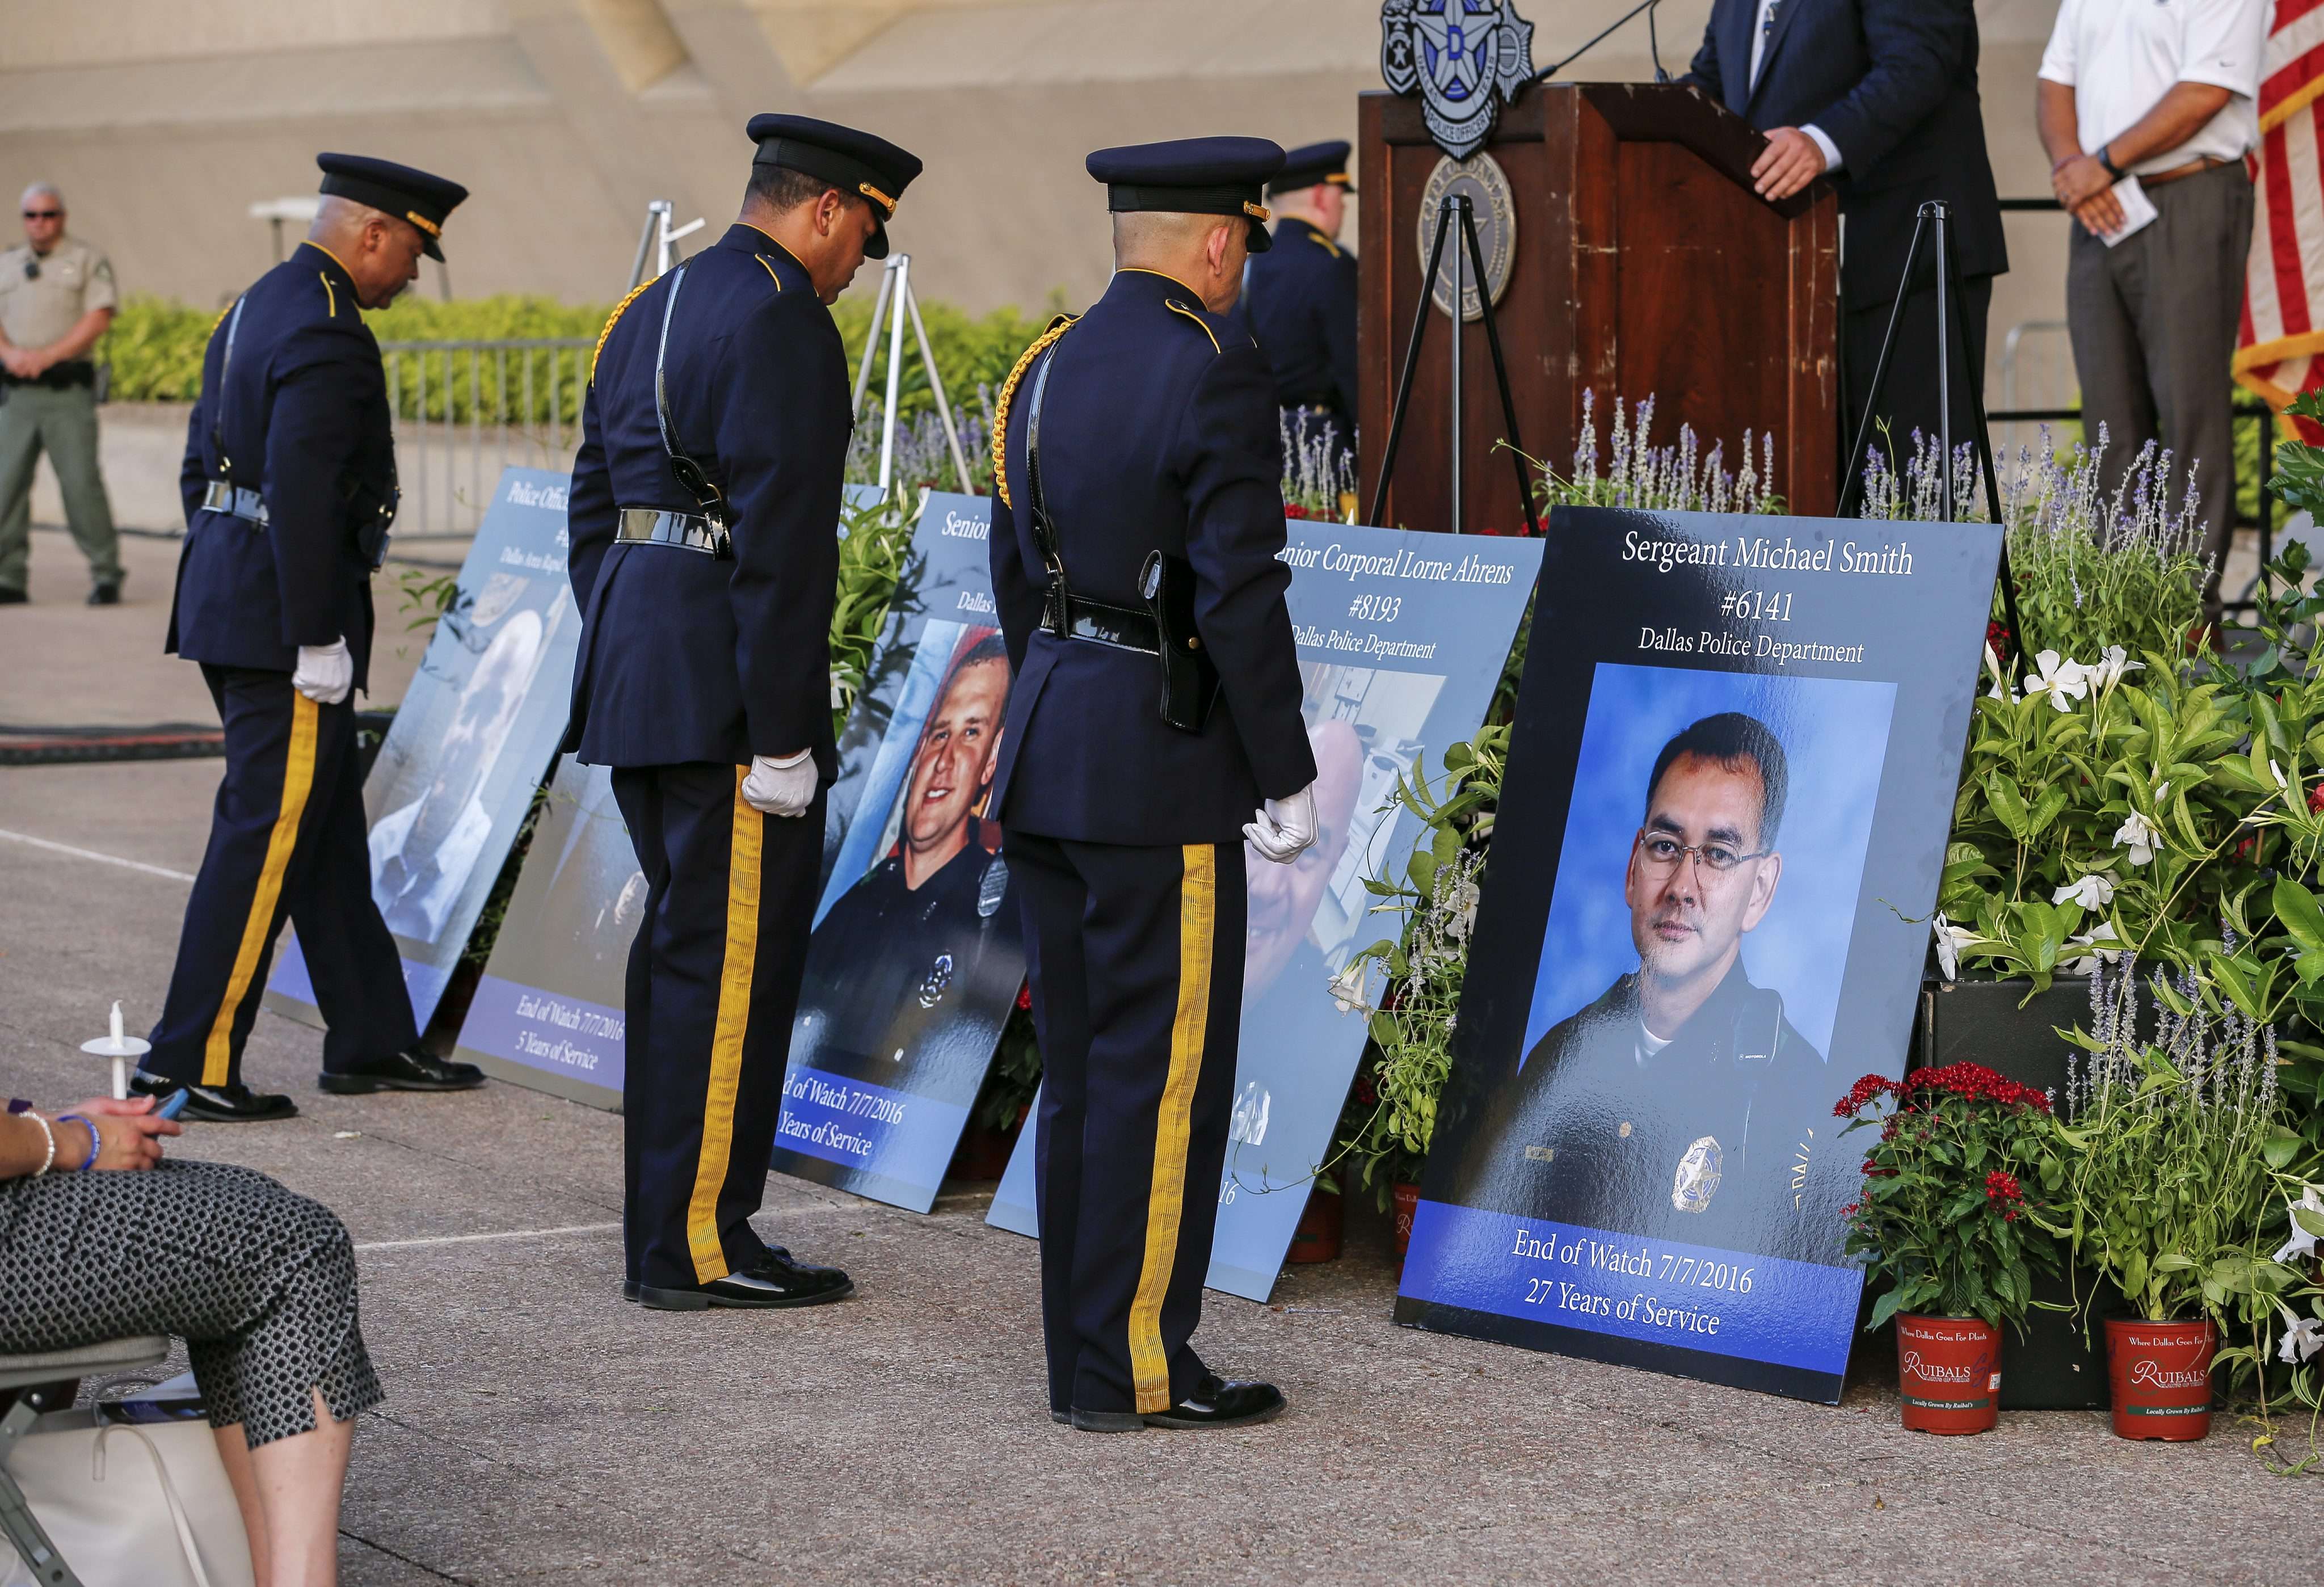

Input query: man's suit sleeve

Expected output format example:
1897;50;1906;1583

715;292;848;759
566;378;613;618
1682;10;1727;100
987;462;1041;675
1807;0;1973;180
1175;344;1319;799
260;327;365;648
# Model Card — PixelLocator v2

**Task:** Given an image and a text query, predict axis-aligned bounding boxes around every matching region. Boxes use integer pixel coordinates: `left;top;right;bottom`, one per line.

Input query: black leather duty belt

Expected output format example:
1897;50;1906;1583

616;507;730;559
200;481;267;525
1061;595;1159;655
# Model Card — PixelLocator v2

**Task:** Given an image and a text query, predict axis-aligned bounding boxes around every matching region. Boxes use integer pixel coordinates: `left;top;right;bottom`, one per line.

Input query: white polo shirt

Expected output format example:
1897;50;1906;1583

2037;0;2270;174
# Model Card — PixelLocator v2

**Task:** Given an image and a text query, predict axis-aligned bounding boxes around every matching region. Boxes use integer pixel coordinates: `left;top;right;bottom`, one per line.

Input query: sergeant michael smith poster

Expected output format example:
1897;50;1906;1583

1397;507;1999;1405
988;518;1544;1300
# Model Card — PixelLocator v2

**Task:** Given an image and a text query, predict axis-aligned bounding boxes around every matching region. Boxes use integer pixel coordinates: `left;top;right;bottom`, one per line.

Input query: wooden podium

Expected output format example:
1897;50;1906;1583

1356;82;1840;533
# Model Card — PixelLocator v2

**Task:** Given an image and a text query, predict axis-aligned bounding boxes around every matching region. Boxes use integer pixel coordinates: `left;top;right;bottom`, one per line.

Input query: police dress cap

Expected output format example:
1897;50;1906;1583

315;154;468;261
746;113;923;259
1087;137;1286;252
1269;140;1354;196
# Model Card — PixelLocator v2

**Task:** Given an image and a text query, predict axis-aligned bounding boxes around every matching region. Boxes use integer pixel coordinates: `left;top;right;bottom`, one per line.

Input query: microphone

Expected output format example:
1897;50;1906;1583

1528;0;1670;87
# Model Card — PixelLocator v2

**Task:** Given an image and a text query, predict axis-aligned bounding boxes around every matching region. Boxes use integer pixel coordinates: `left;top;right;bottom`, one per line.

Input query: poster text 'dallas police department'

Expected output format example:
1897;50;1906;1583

1398;507;2000;1404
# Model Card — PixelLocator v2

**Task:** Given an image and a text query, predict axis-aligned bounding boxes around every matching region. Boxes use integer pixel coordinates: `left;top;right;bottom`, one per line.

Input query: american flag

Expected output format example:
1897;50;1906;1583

2238;0;2324;442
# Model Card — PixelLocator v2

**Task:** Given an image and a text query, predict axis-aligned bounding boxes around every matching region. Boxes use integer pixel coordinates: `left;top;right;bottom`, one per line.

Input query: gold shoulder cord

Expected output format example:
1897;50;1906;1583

591;279;655;382
991;313;1076;510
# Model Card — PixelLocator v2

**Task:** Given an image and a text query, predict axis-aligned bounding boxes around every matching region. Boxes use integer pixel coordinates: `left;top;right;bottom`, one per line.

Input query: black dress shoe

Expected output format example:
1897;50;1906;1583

622;1280;641;1302
0;587;26;605
87;582;121;606
1070;1375;1287;1433
129;1072;298;1123
635;1248;853;1311
319;1047;486;1094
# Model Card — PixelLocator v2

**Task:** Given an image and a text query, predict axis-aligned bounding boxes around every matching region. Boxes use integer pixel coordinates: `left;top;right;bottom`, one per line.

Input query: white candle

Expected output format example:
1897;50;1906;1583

110;1001;124;1044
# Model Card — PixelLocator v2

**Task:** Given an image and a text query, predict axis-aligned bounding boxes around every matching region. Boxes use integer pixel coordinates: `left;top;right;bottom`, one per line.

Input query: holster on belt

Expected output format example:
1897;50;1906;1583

1026;345;1218;734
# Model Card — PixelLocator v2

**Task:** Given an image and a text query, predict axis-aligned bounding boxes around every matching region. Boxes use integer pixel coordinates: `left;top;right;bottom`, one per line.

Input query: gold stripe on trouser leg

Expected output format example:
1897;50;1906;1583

1127;843;1216;1414
687;768;763;1283
201;692;321;1086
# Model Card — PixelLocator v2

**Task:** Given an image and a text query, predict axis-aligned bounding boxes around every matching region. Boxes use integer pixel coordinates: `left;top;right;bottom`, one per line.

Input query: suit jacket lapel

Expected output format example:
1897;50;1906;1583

1745;0;1808;115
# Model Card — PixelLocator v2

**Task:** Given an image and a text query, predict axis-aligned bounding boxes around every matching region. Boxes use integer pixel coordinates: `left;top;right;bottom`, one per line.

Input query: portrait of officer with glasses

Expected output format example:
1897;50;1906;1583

1445;711;1833;1255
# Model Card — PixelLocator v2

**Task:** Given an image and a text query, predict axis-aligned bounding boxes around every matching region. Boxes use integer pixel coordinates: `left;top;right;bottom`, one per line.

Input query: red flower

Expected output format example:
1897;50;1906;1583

2237;834;2259;862
2004;1209;2019;1222
1016;981;1033;1013
1284;503;1314;520
2310;783;2324;815
1900;1062;2051;1113
1834;1073;1897;1117
1984;1169;2023;1203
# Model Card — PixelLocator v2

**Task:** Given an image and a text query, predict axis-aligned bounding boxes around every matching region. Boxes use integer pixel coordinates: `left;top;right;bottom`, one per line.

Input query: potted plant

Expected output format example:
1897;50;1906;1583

2056;960;2305;1440
1834;1060;2062;1434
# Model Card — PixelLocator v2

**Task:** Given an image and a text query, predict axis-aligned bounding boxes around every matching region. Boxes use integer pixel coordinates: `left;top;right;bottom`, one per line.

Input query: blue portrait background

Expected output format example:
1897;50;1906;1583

1522;663;1898;1062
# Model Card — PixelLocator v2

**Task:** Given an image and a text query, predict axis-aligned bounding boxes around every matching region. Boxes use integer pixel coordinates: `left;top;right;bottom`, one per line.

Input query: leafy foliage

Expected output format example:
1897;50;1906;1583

1835;1063;2064;1333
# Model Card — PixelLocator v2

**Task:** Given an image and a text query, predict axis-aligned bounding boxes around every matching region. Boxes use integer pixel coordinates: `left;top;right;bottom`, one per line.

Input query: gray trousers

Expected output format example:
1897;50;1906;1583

0;379;121;592
2066;161;2254;587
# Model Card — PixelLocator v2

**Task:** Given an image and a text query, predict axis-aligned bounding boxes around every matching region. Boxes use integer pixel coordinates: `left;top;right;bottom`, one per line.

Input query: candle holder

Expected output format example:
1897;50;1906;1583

81;1001;151;1101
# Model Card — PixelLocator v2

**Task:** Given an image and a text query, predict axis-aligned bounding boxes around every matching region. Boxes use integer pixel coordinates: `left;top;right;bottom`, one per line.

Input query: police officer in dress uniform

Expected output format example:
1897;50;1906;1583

1240;141;1358;472
566;115;919;1312
0;183;124;605
136;156;487;1123
989;137;1323;1433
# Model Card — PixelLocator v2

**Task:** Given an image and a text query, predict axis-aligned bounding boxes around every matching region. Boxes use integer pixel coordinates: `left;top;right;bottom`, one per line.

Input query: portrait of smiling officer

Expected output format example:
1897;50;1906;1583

1445;712;1833;1256
791;633;1019;1087
988;136;1321;1434
565;113;919;1313
138;154;485;1123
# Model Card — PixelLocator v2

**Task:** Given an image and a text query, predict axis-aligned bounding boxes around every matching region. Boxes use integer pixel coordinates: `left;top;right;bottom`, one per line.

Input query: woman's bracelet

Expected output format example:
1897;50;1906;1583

55;1114;99;1171
23;1110;56;1178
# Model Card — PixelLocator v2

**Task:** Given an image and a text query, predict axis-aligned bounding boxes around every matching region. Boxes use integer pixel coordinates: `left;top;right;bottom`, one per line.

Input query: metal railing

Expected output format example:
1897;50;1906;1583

378;339;593;540
1986;196;2282;609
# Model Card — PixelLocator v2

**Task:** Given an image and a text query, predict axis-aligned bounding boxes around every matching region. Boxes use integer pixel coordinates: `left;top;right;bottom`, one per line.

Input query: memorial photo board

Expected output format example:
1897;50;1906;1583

987;519;1545;1300
1397;507;2001;1404
266;468;579;1032
771;491;1024;1211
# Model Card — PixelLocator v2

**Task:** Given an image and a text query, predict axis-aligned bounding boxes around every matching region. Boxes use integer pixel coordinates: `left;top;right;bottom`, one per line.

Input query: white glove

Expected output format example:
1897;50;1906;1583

741;749;818;817
1244;783;1317;865
292;638;353;705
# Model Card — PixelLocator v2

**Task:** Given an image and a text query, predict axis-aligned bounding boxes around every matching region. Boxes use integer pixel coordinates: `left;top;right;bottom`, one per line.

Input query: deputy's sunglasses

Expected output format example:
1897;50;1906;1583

22;210;60;221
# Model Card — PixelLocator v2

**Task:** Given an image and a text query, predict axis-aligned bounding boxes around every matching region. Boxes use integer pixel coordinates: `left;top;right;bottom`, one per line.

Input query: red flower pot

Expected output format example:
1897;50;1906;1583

1391;1181;1421;1258
1894;1314;2002;1434
2103;1318;2216;1441
1286;1178;1344;1264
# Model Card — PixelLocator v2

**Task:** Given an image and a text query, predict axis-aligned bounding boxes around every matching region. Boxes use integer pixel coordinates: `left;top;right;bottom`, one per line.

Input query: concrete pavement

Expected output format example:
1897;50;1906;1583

2;548;2319;1584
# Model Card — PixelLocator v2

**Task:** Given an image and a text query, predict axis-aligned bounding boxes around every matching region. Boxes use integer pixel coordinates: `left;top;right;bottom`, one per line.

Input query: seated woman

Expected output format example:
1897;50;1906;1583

0;1095;380;1587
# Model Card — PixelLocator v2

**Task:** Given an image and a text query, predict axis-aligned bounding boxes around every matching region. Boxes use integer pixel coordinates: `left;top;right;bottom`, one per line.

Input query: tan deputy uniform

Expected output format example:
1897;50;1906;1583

0;233;121;597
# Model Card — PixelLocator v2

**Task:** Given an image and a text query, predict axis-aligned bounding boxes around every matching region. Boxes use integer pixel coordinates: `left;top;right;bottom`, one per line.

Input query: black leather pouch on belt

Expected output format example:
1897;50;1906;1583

1140;550;1220;734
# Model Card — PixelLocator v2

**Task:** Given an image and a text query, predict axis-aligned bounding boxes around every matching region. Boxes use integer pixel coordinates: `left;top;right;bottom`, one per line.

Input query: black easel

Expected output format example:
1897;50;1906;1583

1369;193;1542;536
1834;199;2028;664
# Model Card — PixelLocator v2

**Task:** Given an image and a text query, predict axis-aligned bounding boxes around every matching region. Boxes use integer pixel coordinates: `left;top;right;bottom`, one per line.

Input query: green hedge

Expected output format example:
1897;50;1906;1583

102;289;1051;427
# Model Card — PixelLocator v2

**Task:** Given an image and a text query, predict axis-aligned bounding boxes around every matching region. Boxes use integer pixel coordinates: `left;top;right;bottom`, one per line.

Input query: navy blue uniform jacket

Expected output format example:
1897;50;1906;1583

1686;0;2005;305
564;225;849;773
1244;218;1359;419
988;266;1316;847
168;242;391;688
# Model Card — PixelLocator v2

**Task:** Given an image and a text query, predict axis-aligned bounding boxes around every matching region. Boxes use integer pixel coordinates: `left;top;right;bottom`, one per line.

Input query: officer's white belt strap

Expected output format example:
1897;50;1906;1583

616;507;730;557
201;481;268;525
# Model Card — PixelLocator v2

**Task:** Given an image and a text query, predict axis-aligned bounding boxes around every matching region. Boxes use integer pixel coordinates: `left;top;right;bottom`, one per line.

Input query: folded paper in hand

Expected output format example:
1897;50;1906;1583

2099;176;2158;249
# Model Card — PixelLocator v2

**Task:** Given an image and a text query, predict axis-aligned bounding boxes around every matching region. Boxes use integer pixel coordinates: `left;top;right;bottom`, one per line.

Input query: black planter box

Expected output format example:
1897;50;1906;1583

1908;974;2127;1411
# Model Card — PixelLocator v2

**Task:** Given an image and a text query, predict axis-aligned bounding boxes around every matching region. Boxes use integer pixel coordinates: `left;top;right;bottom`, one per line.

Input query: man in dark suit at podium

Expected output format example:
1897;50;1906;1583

1686;0;2006;475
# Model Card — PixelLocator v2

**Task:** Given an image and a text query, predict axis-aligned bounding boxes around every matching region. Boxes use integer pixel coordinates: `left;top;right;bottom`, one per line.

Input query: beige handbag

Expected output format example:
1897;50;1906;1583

3;1416;255;1587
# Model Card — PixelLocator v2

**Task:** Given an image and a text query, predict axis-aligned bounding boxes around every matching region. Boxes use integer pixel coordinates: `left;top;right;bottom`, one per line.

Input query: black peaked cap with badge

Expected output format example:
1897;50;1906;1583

746;113;923;259
1269;140;1354;196
1087;136;1286;252
316;154;468;260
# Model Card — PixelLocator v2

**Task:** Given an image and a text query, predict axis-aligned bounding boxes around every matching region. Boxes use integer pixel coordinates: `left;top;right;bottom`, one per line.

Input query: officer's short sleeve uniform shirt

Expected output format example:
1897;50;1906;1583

0;237;116;349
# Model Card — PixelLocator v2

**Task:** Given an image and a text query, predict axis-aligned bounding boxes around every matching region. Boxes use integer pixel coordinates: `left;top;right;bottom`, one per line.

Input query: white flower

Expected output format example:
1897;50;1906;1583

1327;961;1369;1016
2062;921;2123;976
2052;874;2116;911
2022;650;2090;713
1931;913;1980;980
2276;1307;2324;1366
2272;1183;2324;1265
2113;812;2160;866
2085;646;2146;690
2272;760;2290;792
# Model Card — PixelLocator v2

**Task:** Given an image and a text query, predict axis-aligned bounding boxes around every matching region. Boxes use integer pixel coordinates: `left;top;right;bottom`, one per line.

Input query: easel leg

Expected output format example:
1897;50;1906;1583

1368;196;1455;528
1461;201;1542;536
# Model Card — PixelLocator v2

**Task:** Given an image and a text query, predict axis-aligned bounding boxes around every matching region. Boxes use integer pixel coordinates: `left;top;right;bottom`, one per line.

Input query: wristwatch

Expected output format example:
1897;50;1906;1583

2096;145;2124;180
